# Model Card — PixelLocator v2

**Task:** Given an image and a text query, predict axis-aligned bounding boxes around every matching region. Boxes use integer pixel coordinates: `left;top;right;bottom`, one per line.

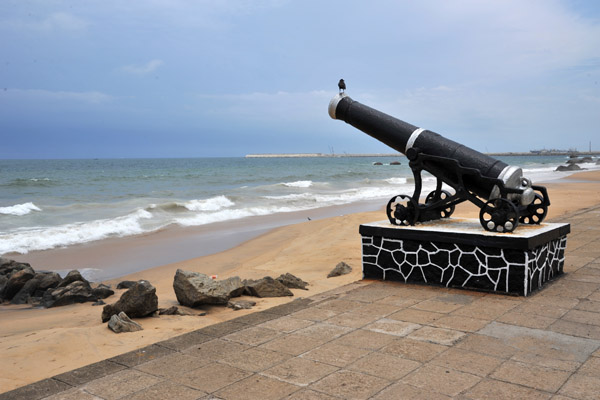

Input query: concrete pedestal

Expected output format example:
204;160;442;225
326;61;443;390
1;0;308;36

360;218;570;296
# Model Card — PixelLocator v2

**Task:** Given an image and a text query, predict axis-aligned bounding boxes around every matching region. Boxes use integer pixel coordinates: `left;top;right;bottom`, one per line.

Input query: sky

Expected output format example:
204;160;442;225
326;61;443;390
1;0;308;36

1;0;599;158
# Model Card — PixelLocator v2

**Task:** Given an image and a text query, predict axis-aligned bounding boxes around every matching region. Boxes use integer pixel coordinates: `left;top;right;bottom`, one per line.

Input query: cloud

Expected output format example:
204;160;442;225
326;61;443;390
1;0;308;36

8;89;112;104
120;59;164;75
7;12;89;32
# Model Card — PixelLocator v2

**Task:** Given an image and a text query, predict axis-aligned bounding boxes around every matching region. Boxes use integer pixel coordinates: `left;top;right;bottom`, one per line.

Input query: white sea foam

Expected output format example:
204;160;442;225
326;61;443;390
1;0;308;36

0;202;42;216
179;195;234;211
282;180;313;188
0;209;154;254
175;205;295;227
385;177;408;185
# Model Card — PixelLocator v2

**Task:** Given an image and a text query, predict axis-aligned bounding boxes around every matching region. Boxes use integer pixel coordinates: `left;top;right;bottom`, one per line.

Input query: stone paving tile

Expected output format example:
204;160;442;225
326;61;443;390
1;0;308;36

283;389;338;399
511;302;571;319
346;352;421;380
490;360;571;392
174;362;252;393
214;375;300;400
496;310;557;329
353;302;402;317
430;315;490;332
197;320;247;337
261;357;338;386
550;319;600;340
455;333;518;359
562;309;600;326
372;382;452;400
313;299;365;313
430;348;504;377
323;310;380;328
576;356;600;377
300;342;371;367
330;328;397;351
223;325;283;346
82;369;164;400
219;347;292;372
510;351;581;372
408;326;467;346
559;373;600;400
134;353;211;378
387;308;446;324
126;381;206;400
309;370;391;400
363;318;421;337
266;298;314;316
260;333;327;356
109;344;175;367
0;379;72;400
53;360;126;386
183;338;251;361
463;379;552;400
372;295;421;309
341;285;397;303
542;281;599;299
380;337;448;363
291;306;339;322
575;299;600;312
257;316;315;333
410;298;466;314
230;311;281;326
293;322;352;340
401;364;481;397
156;330;213;351
41;388;103;399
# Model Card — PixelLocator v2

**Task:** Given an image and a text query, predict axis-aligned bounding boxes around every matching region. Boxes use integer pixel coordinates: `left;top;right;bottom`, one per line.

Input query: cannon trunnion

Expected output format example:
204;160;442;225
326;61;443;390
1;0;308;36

329;93;550;233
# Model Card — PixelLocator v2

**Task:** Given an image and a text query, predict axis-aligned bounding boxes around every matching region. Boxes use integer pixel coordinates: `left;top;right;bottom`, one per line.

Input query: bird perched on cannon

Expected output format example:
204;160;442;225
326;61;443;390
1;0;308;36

338;79;346;94
328;87;550;233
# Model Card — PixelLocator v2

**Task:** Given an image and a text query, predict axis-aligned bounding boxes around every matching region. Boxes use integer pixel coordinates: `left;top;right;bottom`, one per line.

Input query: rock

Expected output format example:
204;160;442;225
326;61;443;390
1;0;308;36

555;164;582;172
108;312;143;333
42;281;96;308
10;277;41;305
227;299;256;310
3;267;35;301
57;270;90;288
92;284;114;299
276;273;309;290
390;161;401;165
92;300;106;306
0;275;7;300
581;156;594;163
0;258;31;278
158;306;179;315
373;162;383;165
116;280;137;289
327;262;353;278
173;269;244;307
101;280;158;322
35;272;61;296
244;277;293;298
566;158;581;164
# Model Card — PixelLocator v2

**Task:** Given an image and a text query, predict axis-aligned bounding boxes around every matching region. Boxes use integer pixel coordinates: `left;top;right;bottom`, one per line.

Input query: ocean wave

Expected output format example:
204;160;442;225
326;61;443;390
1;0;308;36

0;202;42;216
0;209;155;255
148;195;235;213
1;178;56;188
281;180;313;188
385;177;408;185
175;205;295;227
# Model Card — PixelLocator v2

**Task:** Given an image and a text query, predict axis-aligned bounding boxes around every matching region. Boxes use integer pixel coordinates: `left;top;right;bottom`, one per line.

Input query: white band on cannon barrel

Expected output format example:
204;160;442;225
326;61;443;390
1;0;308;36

328;93;347;120
405;128;425;151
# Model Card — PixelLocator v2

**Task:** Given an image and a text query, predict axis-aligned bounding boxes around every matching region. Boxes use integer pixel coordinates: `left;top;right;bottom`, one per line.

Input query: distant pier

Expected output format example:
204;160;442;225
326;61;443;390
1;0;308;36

245;151;599;158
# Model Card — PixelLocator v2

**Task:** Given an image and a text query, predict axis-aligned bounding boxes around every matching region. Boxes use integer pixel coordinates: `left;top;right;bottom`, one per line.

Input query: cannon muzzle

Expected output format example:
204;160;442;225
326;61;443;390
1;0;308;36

329;92;549;233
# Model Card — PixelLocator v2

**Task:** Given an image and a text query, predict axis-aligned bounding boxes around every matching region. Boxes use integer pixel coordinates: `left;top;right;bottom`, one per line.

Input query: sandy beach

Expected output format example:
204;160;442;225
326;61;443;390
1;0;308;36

1;170;599;393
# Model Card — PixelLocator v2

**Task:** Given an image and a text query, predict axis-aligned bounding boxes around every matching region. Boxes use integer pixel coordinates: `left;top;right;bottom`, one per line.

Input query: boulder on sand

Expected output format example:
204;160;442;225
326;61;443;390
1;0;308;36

244;277;293;298
116;280;137;289
42;281;96;308
3;267;35;301
108;312;143;333
227;299;257;310
101;280;158;322
92;284;114;299
173;269;244;307
327;262;353;278
276;273;309;290
57;270;90;288
555;164;582;172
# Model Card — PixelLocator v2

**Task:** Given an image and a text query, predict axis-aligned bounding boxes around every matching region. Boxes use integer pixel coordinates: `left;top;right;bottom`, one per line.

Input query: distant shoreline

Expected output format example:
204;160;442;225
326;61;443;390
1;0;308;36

246;151;600;158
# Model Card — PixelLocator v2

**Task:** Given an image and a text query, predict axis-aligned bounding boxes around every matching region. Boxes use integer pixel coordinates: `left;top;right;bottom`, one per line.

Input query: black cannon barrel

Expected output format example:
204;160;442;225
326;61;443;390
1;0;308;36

329;94;524;199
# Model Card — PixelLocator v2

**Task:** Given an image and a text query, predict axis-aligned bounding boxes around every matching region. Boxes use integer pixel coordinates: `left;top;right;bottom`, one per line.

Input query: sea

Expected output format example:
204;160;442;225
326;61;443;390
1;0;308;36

1;155;598;257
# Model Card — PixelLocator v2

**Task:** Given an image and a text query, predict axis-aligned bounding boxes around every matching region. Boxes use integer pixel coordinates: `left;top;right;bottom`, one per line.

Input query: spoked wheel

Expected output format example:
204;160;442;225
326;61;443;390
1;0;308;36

479;198;519;233
519;193;548;224
386;195;419;226
425;189;455;218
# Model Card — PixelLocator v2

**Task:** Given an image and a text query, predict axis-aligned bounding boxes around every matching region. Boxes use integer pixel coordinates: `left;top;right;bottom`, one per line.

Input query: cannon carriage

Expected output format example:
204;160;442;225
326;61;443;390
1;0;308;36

329;93;550;233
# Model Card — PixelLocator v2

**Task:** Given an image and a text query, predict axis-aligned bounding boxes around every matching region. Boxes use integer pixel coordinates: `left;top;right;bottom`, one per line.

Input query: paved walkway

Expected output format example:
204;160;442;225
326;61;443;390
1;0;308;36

2;205;600;400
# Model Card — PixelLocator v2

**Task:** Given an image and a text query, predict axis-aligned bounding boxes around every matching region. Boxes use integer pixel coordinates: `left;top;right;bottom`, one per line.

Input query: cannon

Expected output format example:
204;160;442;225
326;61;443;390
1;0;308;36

328;93;550;233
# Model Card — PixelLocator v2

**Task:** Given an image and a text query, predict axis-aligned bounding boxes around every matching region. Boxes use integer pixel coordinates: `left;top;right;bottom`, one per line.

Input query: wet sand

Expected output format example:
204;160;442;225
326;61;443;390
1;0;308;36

0;170;599;393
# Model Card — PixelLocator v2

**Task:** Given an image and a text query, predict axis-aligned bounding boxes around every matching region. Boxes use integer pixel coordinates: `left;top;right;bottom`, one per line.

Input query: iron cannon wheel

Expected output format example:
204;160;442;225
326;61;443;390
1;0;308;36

386;194;419;226
479;198;519;233
519;193;548;224
425;189;455;218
